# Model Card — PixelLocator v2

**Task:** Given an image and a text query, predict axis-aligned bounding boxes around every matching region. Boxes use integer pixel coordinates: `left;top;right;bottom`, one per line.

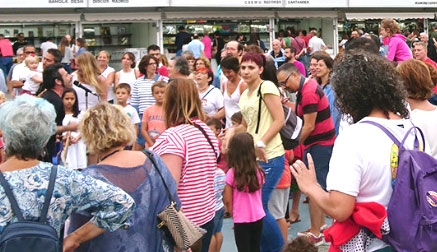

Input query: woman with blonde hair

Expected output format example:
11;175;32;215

194;56;211;70
72;51;108;111
397;59;437;158
380;19;412;63
152;78;218;252
97;50;115;103
68;102;179;251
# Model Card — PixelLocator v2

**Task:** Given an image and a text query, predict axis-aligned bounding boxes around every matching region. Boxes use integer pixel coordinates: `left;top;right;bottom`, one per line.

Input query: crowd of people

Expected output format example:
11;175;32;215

0;17;435;252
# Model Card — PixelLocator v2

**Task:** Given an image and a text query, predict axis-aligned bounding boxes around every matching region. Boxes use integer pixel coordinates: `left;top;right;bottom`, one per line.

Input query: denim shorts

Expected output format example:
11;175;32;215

213;207;225;233
304;144;333;190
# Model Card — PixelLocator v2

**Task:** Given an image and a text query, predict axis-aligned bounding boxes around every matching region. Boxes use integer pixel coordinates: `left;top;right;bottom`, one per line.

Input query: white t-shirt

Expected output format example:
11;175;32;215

40;41;58;56
308;36;326;55
327;117;418;251
101;66;115;102
23;69;42;94
123;104;140;124
199;86;223;116
11;62;27;82
410;107;437;158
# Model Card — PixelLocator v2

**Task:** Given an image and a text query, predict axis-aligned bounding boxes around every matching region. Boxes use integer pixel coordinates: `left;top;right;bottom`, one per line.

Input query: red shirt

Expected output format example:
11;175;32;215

276;149;293;189
0;38;14;57
424;57;437;70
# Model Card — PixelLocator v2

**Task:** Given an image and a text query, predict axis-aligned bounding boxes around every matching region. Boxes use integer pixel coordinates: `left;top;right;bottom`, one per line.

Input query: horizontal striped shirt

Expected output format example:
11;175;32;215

214;168;226;211
151;119;218;226
297;79;336;147
130;75;168;113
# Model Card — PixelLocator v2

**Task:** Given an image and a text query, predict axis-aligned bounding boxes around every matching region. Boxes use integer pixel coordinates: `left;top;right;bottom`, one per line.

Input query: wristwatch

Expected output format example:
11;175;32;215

255;140;266;148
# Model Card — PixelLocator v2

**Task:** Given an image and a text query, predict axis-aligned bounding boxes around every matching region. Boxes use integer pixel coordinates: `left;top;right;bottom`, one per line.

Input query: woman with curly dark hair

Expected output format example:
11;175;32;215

290;51;417;252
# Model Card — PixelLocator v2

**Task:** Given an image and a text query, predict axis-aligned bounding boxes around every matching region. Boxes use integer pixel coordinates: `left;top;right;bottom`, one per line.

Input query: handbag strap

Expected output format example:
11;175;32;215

192;123;218;159
0;165;57;223
255;81;265;134
142;150;175;204
200;87;215;100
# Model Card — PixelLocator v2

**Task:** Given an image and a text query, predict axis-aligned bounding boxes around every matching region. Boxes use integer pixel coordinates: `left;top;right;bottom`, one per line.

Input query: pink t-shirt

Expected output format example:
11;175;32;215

142;104;165;148
226;168;265;223
202;36;212;59
151;119;218;226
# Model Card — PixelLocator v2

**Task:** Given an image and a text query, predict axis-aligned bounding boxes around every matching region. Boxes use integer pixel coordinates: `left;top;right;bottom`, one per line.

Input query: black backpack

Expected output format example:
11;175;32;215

0;166;61;252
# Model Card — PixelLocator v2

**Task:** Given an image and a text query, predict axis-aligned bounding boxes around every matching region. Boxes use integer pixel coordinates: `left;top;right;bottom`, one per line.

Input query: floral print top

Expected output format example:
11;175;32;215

0;162;135;235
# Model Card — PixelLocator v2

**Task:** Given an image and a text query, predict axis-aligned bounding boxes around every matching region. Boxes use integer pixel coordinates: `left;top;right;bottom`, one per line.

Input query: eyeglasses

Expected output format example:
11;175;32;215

24;51;36;54
279;73;292;86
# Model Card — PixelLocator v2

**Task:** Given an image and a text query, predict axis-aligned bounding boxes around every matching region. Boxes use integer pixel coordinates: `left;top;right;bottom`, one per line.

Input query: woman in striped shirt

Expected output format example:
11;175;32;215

152;78;218;252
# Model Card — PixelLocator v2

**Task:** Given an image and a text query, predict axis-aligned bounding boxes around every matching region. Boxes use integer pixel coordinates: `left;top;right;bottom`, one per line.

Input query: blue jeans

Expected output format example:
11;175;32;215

304;145;333;190
0;56;13;82
62;63;72;74
258;155;285;252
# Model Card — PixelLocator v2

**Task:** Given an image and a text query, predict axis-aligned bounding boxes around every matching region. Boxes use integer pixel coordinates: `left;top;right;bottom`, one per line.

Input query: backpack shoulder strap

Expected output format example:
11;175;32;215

0;170;25;221
361;121;425;151
361;121;402;147
40;165;58;223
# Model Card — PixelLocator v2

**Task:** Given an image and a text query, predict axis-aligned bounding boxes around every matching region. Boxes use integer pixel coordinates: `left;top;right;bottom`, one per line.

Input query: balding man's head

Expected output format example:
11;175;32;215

226;41;242;57
272;39;282;52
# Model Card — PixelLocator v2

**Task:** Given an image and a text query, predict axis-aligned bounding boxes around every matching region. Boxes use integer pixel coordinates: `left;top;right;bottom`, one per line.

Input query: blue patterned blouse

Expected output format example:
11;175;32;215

0;162;135;235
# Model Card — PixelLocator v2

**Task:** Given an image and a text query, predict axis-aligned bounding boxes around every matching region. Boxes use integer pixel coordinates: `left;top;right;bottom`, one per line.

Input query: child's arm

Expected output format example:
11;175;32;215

31;74;43;84
114;72;120;88
223;185;233;217
141;122;154;148
141;110;155;147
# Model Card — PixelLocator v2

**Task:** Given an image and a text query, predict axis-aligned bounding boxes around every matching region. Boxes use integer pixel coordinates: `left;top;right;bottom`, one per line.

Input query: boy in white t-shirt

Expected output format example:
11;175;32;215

115;83;140;135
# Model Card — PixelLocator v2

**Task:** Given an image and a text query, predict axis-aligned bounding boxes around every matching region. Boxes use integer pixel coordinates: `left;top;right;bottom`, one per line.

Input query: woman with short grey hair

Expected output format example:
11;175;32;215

0;95;135;252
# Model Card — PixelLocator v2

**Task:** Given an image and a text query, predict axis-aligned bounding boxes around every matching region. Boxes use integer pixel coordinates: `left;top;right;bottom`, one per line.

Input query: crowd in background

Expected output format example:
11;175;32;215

0;17;435;252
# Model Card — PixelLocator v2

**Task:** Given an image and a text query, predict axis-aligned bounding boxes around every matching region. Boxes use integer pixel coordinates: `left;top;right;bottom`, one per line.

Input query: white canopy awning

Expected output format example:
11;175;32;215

346;12;435;20
277;11;338;19
84;12;161;22
0;13;80;23
164;11;275;20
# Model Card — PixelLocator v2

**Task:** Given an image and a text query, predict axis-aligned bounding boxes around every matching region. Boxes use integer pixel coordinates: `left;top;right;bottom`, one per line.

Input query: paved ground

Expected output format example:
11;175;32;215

220;197;331;252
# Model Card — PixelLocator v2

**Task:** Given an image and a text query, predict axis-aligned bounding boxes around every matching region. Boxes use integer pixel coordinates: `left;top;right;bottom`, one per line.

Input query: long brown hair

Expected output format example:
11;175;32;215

227;133;265;192
59;37;69;57
163;78;205;128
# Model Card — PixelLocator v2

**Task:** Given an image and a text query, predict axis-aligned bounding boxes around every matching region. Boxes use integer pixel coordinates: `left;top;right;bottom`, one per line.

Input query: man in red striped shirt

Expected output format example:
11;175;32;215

277;63;335;246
